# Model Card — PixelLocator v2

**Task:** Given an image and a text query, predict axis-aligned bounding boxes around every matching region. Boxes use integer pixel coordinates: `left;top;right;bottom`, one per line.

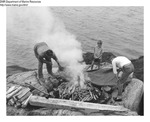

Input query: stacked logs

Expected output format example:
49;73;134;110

6;86;32;108
55;80;119;104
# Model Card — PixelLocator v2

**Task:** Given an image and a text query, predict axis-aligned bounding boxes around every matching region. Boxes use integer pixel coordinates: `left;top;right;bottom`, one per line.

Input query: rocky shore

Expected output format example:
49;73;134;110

6;52;144;116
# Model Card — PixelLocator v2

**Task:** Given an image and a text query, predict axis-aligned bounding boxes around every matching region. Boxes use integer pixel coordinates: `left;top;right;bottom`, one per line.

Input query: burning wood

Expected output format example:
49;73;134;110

57;80;102;102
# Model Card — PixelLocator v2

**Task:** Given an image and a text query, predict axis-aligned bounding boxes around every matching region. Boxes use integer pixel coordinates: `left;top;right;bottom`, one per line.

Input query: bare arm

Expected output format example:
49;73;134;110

52;53;61;66
52;53;64;71
93;47;97;58
34;46;39;59
112;60;117;75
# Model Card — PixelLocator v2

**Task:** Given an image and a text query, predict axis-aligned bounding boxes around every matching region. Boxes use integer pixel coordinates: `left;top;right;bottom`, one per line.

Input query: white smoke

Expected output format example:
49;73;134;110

7;7;87;88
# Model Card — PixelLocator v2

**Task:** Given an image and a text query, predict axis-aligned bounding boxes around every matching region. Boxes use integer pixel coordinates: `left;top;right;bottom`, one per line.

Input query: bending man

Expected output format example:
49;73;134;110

34;42;63;83
110;56;134;100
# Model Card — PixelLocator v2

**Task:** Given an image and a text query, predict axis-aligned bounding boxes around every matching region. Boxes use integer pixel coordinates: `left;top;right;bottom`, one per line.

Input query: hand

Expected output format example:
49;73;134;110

59;66;64;71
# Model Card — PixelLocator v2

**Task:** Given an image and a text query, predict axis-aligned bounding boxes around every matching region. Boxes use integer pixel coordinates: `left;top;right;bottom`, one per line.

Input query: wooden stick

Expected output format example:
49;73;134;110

16;88;30;100
25;83;49;96
7;86;17;95
12;96;17;103
22;94;32;108
18;92;31;103
6;86;22;100
8;98;15;106
14;101;21;108
29;96;129;112
13;88;25;99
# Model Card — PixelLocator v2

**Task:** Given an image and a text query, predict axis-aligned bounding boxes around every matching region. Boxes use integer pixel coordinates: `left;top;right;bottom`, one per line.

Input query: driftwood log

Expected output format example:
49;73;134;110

29;96;129;113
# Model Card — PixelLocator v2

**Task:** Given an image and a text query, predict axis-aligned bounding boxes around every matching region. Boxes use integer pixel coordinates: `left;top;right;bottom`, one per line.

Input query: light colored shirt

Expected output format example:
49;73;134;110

94;46;103;59
112;56;131;74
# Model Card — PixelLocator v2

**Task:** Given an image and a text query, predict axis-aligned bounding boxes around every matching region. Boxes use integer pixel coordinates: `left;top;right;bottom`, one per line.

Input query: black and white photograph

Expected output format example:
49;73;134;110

6;6;143;116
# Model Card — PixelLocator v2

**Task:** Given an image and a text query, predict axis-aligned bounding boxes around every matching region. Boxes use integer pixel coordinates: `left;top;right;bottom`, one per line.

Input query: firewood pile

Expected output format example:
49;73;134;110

6;86;32;108
54;79;119;104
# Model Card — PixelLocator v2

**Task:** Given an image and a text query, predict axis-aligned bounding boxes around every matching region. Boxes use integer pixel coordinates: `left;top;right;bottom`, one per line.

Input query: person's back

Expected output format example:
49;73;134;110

112;56;131;68
34;42;49;58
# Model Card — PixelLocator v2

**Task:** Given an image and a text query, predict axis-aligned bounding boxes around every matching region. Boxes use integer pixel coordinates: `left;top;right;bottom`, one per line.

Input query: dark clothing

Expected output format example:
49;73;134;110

90;58;102;70
117;63;134;96
34;42;57;79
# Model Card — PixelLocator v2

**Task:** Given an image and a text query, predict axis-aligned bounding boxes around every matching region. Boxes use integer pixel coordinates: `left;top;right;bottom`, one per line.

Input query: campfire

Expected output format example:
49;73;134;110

43;63;117;105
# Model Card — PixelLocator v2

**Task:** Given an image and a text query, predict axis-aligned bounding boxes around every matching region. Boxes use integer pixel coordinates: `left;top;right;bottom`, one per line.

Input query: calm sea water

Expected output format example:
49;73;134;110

7;7;143;70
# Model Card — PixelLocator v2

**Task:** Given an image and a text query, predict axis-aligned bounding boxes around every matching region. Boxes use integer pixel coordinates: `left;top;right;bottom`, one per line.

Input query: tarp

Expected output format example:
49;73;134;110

87;68;118;86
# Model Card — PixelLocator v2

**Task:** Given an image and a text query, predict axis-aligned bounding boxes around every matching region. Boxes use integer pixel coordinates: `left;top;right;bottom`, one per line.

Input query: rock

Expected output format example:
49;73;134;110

82;52;94;64
111;89;118;99
83;52;115;64
7;71;47;96
131;56;144;81
7;65;34;76
122;78;143;113
102;52;116;63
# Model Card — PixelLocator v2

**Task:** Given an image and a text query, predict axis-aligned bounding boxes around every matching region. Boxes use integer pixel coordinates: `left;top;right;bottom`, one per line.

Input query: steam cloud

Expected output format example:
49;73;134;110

7;7;87;88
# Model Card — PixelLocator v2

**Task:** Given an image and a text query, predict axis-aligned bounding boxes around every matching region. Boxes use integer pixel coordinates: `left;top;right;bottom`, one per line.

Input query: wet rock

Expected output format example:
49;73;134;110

122;78;143;113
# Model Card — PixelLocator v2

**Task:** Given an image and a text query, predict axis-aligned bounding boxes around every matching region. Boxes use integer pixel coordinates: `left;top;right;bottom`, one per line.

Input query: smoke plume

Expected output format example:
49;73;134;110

7;7;87;88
